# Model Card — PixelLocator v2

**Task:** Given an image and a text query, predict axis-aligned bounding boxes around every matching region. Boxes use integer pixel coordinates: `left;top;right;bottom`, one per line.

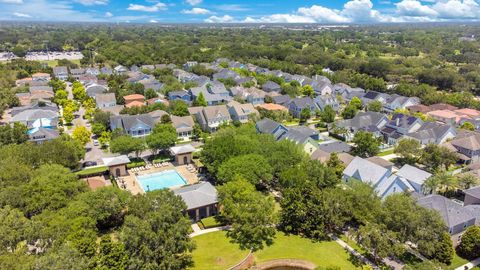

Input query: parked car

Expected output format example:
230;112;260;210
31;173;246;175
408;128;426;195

93;139;99;146
83;161;97;167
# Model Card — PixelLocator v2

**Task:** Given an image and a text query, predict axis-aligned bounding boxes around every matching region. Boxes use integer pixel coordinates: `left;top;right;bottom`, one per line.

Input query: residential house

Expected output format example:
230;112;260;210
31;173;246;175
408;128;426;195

189;86;230;106
361;91;389;106
380;114;423;145
464;186;480;206
147;110;169;123
207;81;230;98
417;195;477;244
168;90;192;104
227;101;259;123
407;104;431;114
124;94;145;108
130;65;140;72
333;111;388;141
230;86;266;105
28;127;59;144
333;83;365;102
212;69;240;81
287;97;318;118
442;132;480;164
366;156;394;171
188;105;232;132
376;164;432;198
318;141;352;153
53;66;68;80
281;128;319;154
183;61;198;70
255;103;288;112
85;67;100;76
10;109;58;130
110;114;154;137
311;80;333;96
255;118;289;140
404;122;457;145
192;76;211;88
174;69;198;83
95;93;117;109
272;95;291;106
100;67;113;75
315;94;340;111
343;156;391;187
173;182;218;222
31;72;51;82
171;115;195;140
70;68;85;80
427;110;462;125
11;101;58;116
311;149;354;166
86;84;108;97
114;65;128;75
429;103;459;111
383;94;420;113
262;81;281;93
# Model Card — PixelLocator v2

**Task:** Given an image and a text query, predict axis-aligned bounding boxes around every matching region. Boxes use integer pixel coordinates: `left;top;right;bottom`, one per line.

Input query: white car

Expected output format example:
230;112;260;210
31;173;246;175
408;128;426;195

93;140;99;146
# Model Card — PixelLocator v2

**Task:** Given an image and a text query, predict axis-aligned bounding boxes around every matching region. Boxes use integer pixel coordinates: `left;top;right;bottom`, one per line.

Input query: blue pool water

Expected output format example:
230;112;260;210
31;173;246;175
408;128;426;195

137;170;187;191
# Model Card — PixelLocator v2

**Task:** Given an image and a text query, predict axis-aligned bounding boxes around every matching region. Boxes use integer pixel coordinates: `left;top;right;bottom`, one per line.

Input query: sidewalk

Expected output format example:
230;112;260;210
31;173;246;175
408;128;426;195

455;257;480;270
330;235;379;270
189;225;230;238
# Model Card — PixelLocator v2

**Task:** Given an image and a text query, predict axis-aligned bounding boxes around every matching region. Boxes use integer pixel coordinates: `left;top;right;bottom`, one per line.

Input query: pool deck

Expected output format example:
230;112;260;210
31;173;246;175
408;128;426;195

120;162;199;195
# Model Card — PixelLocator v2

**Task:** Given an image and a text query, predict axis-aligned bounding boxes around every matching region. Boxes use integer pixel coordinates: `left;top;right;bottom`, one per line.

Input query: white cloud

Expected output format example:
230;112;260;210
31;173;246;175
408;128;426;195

185;0;202;6
215;4;250;11
0;0;23;3
182;8;212;15
298;5;349;23
13;12;30;18
432;0;480;19
105;12;113;17
204;15;234;23
0;0;100;21
74;0;108;5
150;19;158;23
396;0;438;17
127;2;167;12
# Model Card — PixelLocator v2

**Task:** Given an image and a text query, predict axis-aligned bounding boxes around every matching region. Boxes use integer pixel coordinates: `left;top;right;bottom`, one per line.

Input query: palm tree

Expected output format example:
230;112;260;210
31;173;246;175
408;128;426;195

424;170;458;194
423;176;440;194
458;173;478;190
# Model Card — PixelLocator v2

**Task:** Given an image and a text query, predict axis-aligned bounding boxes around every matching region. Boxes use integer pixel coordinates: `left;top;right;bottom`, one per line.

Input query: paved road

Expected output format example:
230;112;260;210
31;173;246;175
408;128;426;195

456;257;480;270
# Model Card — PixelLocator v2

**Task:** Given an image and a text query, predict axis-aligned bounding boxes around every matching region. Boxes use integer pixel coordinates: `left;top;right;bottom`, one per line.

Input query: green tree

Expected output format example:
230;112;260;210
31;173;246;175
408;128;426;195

341;104;358;119
460;121;475;131
91;236;128;270
350;96;363;110
327;152;345;178
302;85;314;97
193;92;207;107
351;131;381;157
0;122;28;146
458;173;478;190
144;88;158;100
54;89;68;105
120;190;194;269
91;123;106;137
321;105;336;123
146;124;177;155
458;226;480;259
394;138;421;165
63;103;75;124
218;178;276;251
34;243;89;270
217;154;273;186
169;100;189;116
0;206;32;253
72;126;92;146
98;131;112;148
367;100;383;112
72;82;87;101
355;223;402;262
300;108;311;122
434;232;453;265
110;135;145;156
420;144;458;172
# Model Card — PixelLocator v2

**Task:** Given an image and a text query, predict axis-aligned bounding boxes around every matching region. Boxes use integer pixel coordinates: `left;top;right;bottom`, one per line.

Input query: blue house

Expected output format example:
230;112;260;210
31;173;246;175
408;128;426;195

168;90;192;104
287;97;318;118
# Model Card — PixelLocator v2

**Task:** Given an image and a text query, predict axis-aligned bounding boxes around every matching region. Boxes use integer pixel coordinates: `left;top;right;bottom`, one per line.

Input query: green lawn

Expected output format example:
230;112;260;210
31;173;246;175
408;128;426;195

190;231;249;270
191;231;360;270
75;166;107;176
255;232;360;269
378;148;394;156
196;216;224;229
39;59;81;67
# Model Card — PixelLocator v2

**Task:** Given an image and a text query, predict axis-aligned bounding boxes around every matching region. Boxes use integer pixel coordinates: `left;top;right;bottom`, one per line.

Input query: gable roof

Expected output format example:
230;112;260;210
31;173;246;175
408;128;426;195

417;195;476;228
343;157;390;186
318;141;352;153
95;93;116;105
366;156;394;169
102;155;131;166
465;186;480;200
171;115;194;132
336;111;387;130
289;97;315;109
396;164;432;185
173;182;218;210
111;114;155;130
227;101;258;117
170;144;195;155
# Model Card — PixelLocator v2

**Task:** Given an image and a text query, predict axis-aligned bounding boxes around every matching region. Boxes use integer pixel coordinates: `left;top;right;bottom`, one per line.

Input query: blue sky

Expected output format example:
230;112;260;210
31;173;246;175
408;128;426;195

1;0;480;23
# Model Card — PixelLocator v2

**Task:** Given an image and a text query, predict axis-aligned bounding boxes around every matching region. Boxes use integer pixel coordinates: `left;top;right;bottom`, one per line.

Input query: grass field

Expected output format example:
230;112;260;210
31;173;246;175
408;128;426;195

190;231;249;270
191;231;360;270
40;59;81;67
378;148;395;156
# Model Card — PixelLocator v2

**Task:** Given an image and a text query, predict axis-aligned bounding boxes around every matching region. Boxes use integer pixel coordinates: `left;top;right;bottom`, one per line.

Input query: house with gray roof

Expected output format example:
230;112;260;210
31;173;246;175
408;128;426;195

281;128;319;154
114;65;128;75
262;81;281;93
343;156;392;187
95;93;117;109
442;132;480;164
272;94;291;106
311;80;333;96
189;86;231;106
100;67;113;75
173;182;218;221
192;76;211;88
404;122;456;145
318;140;352;153
10;109;58;130
287;97;318;118
376;164;432;198
171;115;194;140
464;186;480;206
85;67;100;76
255;118;288;140
70;68;85;79
28;127;59;144
11;101;58;116
315;94;340;111
230;87;266;105
213;69;240;81
207;81;230;98
383;94;420;113
333;111;388;141
361;91;390;106
53;66;68;80
168;90;192;104
333;83;365;101
227;101;258;124
417;195;477;239
86;84;108;97
110;114;155;137
381;114;423;145
189;105;231;132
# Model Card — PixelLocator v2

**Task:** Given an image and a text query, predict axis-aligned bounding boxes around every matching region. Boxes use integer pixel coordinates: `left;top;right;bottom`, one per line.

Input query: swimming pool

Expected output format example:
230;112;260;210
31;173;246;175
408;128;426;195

137;170;187;192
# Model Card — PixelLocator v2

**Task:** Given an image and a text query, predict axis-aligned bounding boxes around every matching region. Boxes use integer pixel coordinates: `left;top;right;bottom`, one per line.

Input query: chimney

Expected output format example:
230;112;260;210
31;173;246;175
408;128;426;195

396;117;400;126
